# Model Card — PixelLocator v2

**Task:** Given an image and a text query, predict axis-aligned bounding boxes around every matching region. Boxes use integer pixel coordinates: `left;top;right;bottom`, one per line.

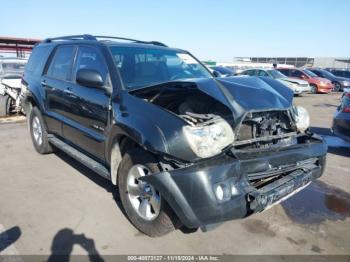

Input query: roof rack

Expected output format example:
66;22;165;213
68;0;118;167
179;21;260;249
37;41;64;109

43;34;168;47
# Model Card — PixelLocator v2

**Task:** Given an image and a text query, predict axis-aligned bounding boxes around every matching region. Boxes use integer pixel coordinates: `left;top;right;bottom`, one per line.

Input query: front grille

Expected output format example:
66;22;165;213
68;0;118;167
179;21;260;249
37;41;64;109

247;157;319;189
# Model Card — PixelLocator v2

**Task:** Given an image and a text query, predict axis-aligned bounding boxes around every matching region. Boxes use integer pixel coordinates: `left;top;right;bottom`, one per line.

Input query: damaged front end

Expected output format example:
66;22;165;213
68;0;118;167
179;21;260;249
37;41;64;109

127;77;327;229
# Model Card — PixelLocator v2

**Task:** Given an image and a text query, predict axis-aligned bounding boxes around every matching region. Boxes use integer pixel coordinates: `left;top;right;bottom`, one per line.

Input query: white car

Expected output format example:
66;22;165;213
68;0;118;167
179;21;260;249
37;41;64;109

0;58;27;116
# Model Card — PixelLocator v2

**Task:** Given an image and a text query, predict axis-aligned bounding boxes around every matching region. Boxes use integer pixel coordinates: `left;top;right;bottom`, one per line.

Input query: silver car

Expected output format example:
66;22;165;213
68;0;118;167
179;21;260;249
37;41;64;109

239;68;311;95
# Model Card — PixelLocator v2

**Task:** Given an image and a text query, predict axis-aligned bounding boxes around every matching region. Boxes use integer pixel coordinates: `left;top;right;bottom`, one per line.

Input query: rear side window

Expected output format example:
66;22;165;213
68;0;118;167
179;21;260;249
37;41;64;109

47;46;75;80
25;45;52;76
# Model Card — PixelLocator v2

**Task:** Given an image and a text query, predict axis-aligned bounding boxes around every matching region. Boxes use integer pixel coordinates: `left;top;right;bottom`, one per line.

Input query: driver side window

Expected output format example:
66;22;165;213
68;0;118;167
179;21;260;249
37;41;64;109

74;46;110;86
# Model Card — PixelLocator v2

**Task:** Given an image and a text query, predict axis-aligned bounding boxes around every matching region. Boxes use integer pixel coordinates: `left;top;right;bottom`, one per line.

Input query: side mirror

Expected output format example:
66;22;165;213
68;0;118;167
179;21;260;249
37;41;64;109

76;69;104;88
213;70;222;77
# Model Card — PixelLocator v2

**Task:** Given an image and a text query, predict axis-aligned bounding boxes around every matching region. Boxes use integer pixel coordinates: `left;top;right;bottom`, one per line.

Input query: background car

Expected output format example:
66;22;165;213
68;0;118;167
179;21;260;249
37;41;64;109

210;66;235;77
0;57;27;116
325;68;350;79
307;68;350;92
332;90;350;142
277;68;333;94
238;68;310;95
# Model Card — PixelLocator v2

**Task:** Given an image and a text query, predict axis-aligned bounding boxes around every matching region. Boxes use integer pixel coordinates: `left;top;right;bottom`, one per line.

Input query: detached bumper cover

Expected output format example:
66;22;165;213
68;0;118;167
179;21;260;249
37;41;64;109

141;136;327;228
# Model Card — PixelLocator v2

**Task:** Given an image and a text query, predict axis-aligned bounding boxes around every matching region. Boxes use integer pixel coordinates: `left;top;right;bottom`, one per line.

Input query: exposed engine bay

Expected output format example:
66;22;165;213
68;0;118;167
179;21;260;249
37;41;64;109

131;83;298;152
234;110;297;150
130;83;232;124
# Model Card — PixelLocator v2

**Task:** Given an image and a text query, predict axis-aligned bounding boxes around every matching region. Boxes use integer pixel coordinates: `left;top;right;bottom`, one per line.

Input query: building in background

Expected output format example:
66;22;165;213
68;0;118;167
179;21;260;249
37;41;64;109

234;57;350;69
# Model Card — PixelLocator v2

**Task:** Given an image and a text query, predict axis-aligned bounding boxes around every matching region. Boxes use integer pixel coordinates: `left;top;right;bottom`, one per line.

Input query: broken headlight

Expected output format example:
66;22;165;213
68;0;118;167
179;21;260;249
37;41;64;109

293;106;310;132
183;119;235;158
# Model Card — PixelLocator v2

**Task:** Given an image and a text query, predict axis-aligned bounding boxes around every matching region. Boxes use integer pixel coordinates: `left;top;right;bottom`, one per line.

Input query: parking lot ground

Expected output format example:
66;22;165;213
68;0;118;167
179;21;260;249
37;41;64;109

0;93;349;256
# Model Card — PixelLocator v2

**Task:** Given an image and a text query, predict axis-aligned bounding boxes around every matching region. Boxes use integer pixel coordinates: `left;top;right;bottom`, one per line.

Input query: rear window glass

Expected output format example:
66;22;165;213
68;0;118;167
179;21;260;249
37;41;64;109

26;45;52;76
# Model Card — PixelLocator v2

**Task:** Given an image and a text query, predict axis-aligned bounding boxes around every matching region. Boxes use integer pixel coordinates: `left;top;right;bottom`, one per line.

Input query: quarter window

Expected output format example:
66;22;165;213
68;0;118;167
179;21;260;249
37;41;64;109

47;46;75;80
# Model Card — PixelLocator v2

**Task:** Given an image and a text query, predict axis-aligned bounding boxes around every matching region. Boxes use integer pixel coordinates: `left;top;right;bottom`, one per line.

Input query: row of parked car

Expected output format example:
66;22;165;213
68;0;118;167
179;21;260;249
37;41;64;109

210;66;350;95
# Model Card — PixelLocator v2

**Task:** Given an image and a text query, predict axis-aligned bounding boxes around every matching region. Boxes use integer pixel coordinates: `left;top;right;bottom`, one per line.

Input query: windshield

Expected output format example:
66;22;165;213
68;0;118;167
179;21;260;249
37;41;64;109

267;69;286;79
0;62;26;76
109;46;212;90
303;69;318;77
319;69;335;78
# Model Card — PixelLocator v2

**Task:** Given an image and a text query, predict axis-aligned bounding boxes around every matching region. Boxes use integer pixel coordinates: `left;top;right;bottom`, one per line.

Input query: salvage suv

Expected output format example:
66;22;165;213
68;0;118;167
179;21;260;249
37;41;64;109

22;35;327;237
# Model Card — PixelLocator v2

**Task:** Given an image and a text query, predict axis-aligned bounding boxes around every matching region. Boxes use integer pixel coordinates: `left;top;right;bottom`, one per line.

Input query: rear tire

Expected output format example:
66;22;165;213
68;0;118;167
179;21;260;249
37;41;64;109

29;107;54;154
0;94;11;117
117;148;179;237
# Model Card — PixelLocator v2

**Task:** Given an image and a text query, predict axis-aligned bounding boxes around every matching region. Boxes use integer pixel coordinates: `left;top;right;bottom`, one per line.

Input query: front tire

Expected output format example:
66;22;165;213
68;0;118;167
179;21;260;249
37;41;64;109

29;107;54;154
0;94;11;117
117;148;179;237
333;82;341;92
310;84;317;94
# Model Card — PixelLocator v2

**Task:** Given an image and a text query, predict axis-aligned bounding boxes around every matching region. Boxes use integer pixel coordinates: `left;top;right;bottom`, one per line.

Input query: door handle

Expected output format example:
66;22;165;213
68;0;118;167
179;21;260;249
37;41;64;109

64;89;74;95
41;80;47;86
64;87;75;97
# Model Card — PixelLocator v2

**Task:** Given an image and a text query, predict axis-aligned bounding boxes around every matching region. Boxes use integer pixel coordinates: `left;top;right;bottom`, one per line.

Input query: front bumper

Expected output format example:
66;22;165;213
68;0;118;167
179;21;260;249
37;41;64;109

294;85;311;94
318;83;333;93
141;135;327;228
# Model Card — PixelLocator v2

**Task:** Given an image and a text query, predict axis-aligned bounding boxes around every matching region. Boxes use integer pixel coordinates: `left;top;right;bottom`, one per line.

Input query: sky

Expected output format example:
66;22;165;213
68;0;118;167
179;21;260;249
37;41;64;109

1;0;349;61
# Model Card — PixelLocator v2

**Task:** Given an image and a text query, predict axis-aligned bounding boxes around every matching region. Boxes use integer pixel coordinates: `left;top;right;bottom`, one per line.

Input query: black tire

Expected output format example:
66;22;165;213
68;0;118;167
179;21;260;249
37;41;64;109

333;82;341;92
0;94;11;117
117;148;179;237
310;84;317;94
29;107;54;154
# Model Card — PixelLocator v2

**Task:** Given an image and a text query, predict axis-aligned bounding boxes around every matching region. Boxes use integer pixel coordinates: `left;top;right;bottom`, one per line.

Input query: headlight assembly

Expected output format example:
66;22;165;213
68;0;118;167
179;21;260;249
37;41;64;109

293;106;310;132
183;119;235;158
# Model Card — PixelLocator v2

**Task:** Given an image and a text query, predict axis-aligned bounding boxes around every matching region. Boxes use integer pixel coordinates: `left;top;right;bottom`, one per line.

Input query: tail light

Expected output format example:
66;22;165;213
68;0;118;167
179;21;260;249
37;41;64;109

343;107;350;113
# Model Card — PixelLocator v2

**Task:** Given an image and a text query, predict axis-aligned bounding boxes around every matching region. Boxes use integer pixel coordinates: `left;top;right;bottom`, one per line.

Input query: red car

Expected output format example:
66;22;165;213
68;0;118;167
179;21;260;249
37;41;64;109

277;68;333;93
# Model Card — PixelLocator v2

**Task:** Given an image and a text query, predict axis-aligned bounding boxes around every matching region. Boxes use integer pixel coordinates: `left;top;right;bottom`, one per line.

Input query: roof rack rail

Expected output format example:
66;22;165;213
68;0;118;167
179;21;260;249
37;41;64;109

43;34;96;43
95;36;168;47
43;34;167;47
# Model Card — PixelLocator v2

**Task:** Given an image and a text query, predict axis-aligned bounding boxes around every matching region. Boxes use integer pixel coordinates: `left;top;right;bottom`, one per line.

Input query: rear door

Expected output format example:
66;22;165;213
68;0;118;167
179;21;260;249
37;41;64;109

42;45;76;136
62;45;111;162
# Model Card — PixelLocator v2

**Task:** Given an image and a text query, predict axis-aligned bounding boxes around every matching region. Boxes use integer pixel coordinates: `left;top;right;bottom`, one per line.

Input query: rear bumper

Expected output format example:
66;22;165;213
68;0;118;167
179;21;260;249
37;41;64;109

141;135;327;228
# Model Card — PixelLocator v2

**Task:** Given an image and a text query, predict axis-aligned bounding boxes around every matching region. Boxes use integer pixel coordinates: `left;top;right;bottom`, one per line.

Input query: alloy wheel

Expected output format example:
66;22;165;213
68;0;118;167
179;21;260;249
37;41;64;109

32;116;43;146
126;164;161;221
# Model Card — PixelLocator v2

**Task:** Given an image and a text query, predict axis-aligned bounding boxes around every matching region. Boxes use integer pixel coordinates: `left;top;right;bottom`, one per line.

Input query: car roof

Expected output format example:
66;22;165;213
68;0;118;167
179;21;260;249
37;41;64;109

37;35;185;53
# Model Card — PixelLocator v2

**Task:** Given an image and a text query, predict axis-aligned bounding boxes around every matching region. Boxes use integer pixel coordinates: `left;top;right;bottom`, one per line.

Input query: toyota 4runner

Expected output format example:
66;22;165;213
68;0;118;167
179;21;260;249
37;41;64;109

22;35;327;237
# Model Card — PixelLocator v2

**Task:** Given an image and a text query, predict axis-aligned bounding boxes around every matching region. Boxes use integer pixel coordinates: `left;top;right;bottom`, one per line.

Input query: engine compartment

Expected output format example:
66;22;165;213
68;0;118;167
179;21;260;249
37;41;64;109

130;83;233;125
131;82;298;153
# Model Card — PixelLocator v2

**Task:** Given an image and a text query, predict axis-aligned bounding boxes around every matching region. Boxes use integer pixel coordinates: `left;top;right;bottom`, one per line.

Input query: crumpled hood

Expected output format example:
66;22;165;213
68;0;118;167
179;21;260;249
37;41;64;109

189;76;294;119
